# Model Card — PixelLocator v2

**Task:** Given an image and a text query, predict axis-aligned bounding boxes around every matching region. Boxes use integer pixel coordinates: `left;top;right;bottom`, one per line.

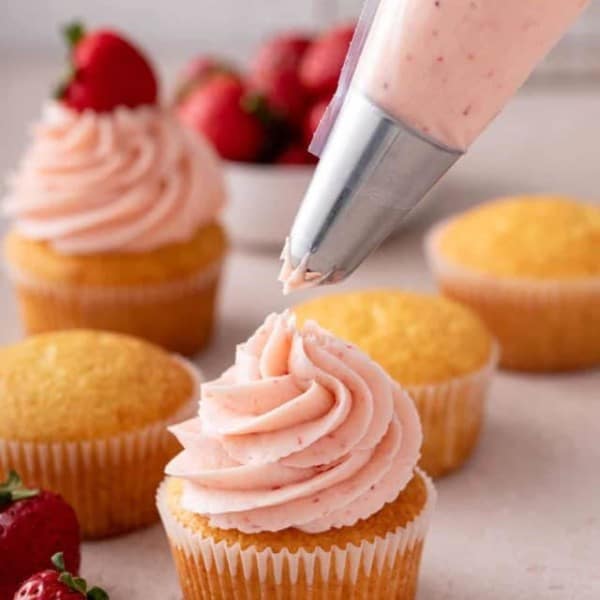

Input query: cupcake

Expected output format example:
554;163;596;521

426;195;600;371
294;290;498;477
0;329;199;539
3;24;227;356
158;313;435;599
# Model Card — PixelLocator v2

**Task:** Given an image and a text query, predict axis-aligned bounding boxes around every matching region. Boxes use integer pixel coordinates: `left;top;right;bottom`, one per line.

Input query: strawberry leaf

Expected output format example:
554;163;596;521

72;577;88;593
63;21;86;48
10;488;39;501
0;470;39;506
53;66;77;100
53;552;110;599
52;552;66;572
3;470;21;489
242;93;279;125
59;572;88;594
88;587;110;600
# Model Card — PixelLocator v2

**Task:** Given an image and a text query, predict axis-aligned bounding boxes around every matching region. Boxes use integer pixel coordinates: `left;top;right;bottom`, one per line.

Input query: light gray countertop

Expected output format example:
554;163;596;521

1;58;599;599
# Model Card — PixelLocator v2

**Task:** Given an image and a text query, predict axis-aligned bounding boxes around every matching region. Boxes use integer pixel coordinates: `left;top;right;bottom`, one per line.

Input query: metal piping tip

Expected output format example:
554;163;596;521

278;237;331;295
279;88;463;293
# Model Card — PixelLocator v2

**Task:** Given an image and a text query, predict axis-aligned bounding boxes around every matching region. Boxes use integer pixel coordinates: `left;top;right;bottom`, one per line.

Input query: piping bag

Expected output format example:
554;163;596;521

279;0;590;293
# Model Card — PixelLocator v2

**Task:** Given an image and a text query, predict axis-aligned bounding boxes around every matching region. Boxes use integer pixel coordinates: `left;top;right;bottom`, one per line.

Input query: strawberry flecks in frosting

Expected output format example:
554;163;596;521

3;102;225;254
166;312;422;533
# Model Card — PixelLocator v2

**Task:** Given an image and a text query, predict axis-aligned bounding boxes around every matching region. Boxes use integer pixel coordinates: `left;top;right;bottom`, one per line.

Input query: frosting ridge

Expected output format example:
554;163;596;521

4;102;225;254
167;312;422;533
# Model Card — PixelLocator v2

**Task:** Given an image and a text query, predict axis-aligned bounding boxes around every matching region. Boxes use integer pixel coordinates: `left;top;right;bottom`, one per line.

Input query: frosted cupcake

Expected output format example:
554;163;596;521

158;313;435;599
426;195;600;371
295;290;497;477
3;24;226;356
0;330;199;538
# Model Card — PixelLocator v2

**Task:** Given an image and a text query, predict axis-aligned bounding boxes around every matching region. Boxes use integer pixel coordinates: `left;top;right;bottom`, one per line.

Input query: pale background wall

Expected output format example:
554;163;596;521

2;0;600;61
1;0;363;57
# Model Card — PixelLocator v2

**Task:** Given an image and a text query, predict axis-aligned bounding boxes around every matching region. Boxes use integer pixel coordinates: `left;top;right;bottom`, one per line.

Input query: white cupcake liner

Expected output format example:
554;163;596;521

4;259;223;304
0;359;201;538
425;220;600;299
407;344;499;476
157;469;435;587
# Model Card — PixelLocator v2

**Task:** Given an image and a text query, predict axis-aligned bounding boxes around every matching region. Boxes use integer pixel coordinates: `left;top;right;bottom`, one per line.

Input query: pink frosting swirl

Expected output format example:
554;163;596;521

4;102;225;254
167;312;422;534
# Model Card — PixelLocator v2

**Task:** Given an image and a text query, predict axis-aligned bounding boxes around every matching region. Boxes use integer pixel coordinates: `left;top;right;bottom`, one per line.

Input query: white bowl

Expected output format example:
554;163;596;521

223;161;315;249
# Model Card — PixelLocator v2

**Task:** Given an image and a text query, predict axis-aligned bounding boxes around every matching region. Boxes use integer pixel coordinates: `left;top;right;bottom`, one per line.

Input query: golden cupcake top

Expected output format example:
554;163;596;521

436;196;600;280
164;472;429;552
0;330;195;442
294;290;493;385
4;222;226;287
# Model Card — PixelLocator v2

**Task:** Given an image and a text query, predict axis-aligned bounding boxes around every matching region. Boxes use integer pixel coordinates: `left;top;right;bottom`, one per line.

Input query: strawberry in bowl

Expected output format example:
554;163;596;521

249;34;312;125
299;24;355;98
178;76;266;163
174;56;238;104
175;23;355;247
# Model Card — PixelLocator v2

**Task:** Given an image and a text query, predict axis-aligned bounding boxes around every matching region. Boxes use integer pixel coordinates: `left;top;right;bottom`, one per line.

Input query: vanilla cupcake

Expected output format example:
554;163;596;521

158;313;435;599
0;330;198;538
426;195;600;371
295;290;497;477
3;102;227;355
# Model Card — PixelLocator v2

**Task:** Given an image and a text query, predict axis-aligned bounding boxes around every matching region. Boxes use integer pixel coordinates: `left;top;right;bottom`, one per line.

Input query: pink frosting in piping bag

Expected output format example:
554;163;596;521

3;102;225;254
166;312;422;534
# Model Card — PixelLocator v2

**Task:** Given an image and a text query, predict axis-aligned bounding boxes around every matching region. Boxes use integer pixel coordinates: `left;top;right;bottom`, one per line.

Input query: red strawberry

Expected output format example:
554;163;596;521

56;21;158;113
303;98;331;145
0;472;81;599
178;76;265;162
14;552;108;600
300;24;355;97
276;144;318;165
14;571;81;600
253;35;311;75
250;34;312;123
253;69;307;125
174;56;238;104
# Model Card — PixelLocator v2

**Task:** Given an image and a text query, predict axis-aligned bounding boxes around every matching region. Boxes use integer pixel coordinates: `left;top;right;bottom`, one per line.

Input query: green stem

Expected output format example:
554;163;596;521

63;21;86;48
0;470;39;506
53;552;110;599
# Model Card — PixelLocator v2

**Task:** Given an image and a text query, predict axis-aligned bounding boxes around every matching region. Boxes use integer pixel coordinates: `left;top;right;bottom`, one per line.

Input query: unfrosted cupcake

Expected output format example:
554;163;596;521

294;290;497;477
426;195;600;371
3;25;227;356
158;313;435;599
0;330;199;538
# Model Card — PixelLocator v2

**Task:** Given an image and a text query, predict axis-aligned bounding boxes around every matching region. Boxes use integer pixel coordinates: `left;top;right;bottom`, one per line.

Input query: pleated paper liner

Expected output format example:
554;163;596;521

5;260;224;356
0;359;201;539
157;469;436;600
426;221;600;372
407;343;499;477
